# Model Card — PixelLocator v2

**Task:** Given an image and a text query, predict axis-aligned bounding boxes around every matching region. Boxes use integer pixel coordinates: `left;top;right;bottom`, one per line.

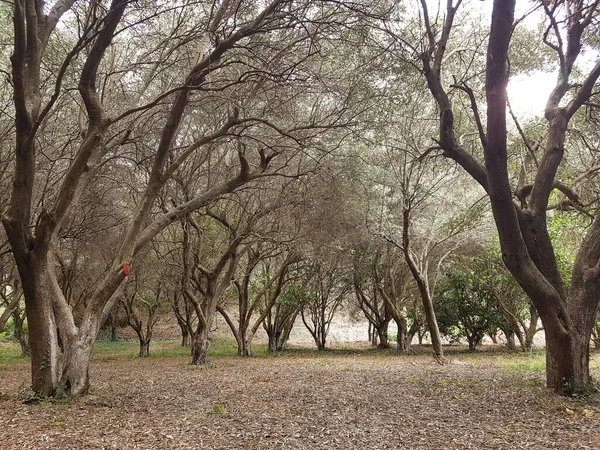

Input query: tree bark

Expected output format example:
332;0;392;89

402;209;443;359
191;331;211;365
139;340;150;358
505;331;516;351
376;321;390;349
181;329;190;347
394;317;408;353
60;339;94;397
20;259;61;396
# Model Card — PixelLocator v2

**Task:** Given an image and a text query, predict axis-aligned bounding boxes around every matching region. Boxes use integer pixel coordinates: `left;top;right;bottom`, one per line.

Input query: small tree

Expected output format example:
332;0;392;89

436;258;505;352
219;249;299;356
262;283;306;352
301;262;350;351
121;276;164;358
352;249;393;349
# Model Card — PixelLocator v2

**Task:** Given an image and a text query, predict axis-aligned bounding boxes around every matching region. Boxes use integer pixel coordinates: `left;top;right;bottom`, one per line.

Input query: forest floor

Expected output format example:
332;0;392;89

1;340;600;450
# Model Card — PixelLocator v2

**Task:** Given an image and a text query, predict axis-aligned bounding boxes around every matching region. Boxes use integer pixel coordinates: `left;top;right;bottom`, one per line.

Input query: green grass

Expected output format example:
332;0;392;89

2;336;598;375
0;342;28;362
92;335;270;360
502;354;547;372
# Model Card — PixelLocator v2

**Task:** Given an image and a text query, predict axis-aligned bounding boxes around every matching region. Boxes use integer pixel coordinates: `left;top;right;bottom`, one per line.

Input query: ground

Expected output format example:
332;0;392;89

1;341;600;450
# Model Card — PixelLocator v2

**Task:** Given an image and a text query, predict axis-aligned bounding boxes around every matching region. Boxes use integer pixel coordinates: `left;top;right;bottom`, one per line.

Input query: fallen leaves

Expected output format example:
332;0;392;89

0;349;598;449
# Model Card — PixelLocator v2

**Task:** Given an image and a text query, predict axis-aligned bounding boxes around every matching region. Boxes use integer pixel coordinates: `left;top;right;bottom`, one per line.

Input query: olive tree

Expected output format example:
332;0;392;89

5;0;360;397
400;0;600;391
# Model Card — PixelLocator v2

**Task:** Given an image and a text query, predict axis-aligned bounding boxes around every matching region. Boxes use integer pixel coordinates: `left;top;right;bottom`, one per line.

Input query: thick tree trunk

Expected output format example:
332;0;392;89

60;337;95;397
21;263;61;397
544;324;590;393
239;330;254;357
395;317;408;353
267;333;280;352
192;336;211;364
191;322;211;365
267;331;287;352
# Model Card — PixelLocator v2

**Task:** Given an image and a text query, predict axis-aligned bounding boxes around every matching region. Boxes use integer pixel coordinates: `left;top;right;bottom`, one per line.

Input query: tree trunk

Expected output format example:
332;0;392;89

268;333;279;352
467;336;478;352
139;340;150;357
370;328;378;347
489;331;498;344
376;321;390;349
267;330;287;352
191;323;211;365
505;330;517;351
523;335;533;352
544;322;591;394
21;264;61;397
60;337;95;398
13;310;30;356
395;317;408;353
240;330;254;357
418;328;426;345
180;326;190;347
110;324;118;342
181;330;190;347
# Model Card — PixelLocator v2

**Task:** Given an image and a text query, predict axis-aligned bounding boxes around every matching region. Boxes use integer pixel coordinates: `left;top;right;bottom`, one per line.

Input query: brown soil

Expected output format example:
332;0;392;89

1;348;600;450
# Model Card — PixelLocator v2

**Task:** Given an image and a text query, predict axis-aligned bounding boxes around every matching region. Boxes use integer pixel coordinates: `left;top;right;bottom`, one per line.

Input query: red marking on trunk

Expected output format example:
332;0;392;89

123;263;131;276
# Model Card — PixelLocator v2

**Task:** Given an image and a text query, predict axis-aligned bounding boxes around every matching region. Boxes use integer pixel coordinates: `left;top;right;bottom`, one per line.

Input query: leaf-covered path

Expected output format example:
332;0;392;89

1;348;600;449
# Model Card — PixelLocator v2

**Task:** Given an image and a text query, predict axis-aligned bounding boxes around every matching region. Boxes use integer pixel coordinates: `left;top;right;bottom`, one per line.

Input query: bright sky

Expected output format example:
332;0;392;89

507;71;556;118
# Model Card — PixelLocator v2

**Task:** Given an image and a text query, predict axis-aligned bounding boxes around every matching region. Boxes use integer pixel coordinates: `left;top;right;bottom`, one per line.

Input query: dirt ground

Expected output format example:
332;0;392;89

1;347;600;450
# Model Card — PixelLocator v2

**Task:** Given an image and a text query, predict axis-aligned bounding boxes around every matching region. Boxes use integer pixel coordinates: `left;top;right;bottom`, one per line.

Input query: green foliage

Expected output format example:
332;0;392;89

19;385;44;404
278;283;316;309
436;255;508;351
18;384;71;405
508;24;555;76
0;316;15;340
212;405;227;415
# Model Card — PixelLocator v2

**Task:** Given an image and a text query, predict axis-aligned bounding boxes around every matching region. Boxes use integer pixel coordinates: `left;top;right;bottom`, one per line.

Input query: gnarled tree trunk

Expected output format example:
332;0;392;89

191;321;212;365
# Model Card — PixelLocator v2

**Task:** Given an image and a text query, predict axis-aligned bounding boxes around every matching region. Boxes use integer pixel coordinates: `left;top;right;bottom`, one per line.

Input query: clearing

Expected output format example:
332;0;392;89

1;341;600;449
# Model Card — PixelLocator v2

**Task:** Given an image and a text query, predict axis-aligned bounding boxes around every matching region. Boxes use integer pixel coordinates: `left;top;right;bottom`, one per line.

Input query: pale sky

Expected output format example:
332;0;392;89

507;70;556;118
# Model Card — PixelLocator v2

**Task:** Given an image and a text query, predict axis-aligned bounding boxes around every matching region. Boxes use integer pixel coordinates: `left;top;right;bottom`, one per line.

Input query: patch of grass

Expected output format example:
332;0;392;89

504;358;546;372
314;359;333;367
0;342;28;362
212;404;227;415
93;339;191;359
